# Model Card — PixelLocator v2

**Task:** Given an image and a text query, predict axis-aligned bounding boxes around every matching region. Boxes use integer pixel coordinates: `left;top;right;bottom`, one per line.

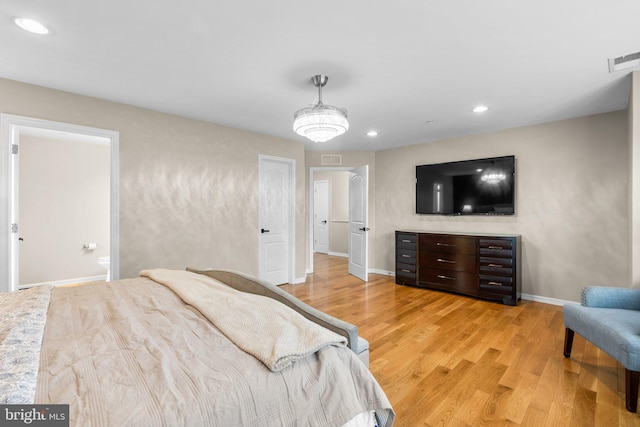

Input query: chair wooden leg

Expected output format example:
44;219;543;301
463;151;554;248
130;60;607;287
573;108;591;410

563;328;574;358
626;369;639;412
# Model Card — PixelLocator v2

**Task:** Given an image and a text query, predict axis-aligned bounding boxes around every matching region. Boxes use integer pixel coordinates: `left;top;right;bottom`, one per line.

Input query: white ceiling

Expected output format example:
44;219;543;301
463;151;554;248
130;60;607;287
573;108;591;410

1;1;639;152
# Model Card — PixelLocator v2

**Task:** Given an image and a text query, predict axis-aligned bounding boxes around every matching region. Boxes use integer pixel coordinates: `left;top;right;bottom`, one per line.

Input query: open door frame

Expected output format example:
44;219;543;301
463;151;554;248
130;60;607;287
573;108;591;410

0;114;120;292
308;166;369;279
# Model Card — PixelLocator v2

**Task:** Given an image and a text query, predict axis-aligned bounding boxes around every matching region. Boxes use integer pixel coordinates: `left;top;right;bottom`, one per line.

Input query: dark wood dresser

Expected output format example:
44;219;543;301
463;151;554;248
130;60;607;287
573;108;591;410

395;230;521;305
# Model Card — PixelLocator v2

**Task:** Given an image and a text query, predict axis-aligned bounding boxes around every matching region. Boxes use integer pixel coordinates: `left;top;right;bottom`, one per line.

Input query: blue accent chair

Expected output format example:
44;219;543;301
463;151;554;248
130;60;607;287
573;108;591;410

563;287;640;412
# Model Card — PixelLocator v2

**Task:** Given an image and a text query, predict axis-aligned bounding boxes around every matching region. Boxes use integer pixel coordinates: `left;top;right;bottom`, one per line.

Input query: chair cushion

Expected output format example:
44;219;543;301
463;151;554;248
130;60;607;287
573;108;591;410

564;304;640;371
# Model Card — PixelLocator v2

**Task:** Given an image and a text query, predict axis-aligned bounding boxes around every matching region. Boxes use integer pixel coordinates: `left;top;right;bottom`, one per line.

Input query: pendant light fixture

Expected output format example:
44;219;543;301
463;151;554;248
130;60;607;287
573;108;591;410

293;75;349;143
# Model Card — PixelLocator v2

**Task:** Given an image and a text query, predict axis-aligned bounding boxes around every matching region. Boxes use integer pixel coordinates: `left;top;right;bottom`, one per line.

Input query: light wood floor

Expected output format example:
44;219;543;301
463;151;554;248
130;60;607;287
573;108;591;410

280;254;640;427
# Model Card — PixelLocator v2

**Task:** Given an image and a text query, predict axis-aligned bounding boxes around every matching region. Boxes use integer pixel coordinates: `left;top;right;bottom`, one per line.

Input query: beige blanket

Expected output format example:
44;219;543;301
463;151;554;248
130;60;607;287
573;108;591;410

141;269;347;372
35;278;395;426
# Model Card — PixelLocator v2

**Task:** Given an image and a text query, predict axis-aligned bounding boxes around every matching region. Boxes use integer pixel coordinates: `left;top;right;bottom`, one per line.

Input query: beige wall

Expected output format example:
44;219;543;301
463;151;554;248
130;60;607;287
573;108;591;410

19;135;110;285
375;111;629;302
314;171;349;254
0;78;307;281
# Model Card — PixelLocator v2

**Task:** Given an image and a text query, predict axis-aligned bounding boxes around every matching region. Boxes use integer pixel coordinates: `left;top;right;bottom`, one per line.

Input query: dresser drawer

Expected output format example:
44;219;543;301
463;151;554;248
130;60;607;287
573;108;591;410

397;233;417;250
480;256;513;269
397;233;417;243
397;248;417;264
479;238;514;258
420;268;477;294
420;234;477;255
479;256;513;276
396;264;416;285
479;274;513;287
397;262;417;274
479;275;513;295
421;252;476;272
479;238;513;250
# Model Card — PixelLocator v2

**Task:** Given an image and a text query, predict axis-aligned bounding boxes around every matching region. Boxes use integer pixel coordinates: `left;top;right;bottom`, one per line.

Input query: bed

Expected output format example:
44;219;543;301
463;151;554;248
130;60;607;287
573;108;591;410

1;268;394;426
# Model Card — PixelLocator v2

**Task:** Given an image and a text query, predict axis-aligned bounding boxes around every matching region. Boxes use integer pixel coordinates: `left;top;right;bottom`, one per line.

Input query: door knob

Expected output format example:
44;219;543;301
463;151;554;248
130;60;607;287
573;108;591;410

321;220;327;224
261;228;270;233
358;227;370;232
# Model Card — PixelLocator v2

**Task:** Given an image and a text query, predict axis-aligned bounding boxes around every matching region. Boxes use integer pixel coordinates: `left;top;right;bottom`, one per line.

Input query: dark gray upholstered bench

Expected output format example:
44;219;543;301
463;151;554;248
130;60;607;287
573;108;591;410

563;286;640;412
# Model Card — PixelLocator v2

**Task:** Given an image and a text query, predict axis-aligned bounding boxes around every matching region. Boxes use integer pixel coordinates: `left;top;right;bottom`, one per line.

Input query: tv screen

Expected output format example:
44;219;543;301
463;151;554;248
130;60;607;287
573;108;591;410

416;155;515;215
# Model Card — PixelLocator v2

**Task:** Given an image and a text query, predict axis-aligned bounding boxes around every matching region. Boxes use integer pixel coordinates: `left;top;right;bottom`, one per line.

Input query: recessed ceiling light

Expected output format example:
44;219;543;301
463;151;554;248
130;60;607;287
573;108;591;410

14;18;49;35
366;130;378;137
473;105;489;113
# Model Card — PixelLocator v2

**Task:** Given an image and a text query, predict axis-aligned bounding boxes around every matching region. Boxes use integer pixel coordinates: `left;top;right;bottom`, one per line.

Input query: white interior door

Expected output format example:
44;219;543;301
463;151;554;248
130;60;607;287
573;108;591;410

258;155;294;285
348;165;369;281
313;180;329;254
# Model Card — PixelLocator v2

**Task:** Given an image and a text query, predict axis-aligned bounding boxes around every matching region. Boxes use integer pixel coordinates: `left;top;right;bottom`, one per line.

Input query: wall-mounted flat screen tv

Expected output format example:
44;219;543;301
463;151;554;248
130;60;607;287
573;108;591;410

416;155;515;215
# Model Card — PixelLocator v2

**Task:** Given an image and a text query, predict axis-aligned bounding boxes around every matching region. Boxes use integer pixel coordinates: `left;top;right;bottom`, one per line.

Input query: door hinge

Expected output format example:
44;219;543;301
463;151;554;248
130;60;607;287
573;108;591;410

11;144;18;154
11;223;18;234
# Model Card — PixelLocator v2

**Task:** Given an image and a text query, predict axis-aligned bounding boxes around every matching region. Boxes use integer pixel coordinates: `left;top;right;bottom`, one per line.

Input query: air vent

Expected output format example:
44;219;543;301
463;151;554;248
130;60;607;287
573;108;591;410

321;154;342;166
608;51;640;73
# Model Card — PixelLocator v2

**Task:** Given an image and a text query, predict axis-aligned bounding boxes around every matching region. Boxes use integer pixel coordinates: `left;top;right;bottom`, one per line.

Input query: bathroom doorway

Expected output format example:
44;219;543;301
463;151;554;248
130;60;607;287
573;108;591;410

1;115;119;292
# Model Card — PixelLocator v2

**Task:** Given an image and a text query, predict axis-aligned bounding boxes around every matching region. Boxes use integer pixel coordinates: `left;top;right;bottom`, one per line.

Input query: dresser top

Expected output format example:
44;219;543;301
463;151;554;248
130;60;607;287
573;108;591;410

396;230;521;238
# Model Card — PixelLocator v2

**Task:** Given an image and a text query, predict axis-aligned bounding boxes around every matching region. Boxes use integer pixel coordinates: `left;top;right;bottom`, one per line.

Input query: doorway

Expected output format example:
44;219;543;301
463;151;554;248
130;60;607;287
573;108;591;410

309;166;369;281
0;114;120;292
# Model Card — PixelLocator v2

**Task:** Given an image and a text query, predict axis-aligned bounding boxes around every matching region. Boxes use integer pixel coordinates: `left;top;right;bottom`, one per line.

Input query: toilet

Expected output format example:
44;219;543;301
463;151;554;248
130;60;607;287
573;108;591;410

98;256;110;281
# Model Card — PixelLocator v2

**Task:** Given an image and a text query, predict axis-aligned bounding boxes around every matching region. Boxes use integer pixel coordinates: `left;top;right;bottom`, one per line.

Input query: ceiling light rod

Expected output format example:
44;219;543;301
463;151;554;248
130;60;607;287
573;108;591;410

312;74;328;104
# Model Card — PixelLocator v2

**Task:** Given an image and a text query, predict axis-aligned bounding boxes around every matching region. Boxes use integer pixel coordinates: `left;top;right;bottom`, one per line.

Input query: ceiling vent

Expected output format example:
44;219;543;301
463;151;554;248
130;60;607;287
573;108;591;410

321;154;342;166
608;51;640;73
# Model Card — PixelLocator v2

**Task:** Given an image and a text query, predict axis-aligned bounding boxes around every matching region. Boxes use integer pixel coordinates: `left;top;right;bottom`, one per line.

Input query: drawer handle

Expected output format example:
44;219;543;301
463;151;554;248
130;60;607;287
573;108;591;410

437;258;455;264
436;243;456;247
437;275;456;281
402;239;411;243
488;263;503;268
488;281;503;286
401;269;411;273
402;254;411;258
487;246;503;249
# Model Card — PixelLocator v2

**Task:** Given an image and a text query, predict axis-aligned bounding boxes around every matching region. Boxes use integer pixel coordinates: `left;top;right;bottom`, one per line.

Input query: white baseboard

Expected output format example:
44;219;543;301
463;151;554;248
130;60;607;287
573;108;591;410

291;276;307;285
520;293;578;306
19;275;107;289
328;251;348;258
369;269;394;276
